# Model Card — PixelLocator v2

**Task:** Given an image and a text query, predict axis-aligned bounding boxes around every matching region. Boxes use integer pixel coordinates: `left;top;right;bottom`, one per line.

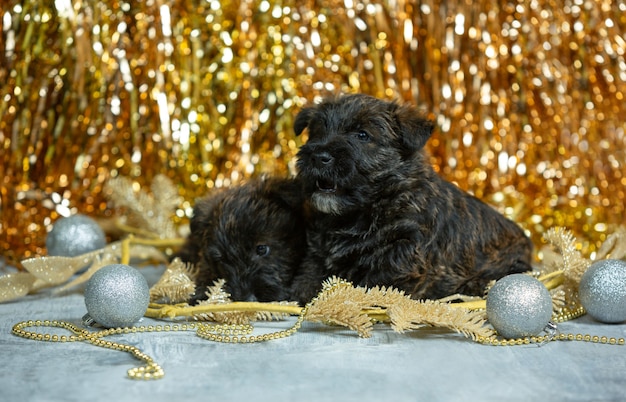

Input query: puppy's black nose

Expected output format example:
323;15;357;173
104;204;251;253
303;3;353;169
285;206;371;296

312;152;334;167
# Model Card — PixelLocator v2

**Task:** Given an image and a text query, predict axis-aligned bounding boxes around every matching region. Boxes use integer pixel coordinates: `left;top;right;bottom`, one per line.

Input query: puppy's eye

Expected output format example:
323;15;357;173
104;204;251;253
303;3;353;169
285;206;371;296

255;245;270;257
356;131;370;142
207;249;222;261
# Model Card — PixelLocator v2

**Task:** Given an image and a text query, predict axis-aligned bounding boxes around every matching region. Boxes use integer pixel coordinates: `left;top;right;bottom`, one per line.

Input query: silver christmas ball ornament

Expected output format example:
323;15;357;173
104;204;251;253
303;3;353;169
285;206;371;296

486;274;553;339
46;214;107;257
579;259;626;324
83;264;150;328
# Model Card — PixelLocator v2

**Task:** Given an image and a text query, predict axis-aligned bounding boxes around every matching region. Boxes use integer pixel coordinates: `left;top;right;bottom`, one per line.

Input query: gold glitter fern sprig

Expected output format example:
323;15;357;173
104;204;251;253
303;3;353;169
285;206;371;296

303;277;377;337
305;277;491;339
149;258;198;304
147;277;492;341
387;299;492;340
193;279;299;324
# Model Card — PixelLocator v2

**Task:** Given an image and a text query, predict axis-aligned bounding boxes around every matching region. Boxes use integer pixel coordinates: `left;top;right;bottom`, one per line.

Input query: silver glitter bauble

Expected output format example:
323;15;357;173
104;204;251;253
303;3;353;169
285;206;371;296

486;274;553;339
83;264;150;328
46;214;106;257
579;259;626;324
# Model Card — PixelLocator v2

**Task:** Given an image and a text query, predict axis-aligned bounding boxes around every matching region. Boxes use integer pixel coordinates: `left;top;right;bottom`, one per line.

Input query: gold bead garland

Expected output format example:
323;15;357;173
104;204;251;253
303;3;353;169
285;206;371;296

11;304;625;381
475;305;592;346
195;315;304;343
2;0;626;266
11;320;175;380
551;305;586;323
11;303;310;379
477;333;626;347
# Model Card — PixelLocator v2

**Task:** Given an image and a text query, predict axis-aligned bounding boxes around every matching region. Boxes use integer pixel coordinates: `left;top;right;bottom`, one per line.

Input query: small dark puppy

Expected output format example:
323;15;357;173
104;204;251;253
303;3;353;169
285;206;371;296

176;177;306;303
290;94;533;303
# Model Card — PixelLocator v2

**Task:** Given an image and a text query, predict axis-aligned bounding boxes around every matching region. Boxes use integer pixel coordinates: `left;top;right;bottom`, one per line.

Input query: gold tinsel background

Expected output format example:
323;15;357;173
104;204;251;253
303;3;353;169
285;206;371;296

1;0;625;266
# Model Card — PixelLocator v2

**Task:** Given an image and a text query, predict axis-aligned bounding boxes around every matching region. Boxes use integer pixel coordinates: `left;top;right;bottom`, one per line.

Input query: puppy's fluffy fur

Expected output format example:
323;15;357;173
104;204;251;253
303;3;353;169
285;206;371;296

290;94;533;303
176;177;306;303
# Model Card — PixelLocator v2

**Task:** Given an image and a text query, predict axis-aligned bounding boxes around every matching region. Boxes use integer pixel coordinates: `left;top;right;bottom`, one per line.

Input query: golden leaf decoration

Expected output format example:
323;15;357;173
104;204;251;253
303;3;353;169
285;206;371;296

538;246;564;274
105;174;180;239
0;272;37;302
542;227;591;283
149;258;198;303
24;241;166;294
0;239;166;303
541;227;603;316
53;252;119;295
21;256;91;289
595;226;626;260
151;174;182;211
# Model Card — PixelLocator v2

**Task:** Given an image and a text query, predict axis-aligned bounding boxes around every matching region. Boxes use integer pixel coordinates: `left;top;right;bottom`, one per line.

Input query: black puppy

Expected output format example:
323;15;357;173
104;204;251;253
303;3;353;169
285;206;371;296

176;177;306;303
290;94;533;303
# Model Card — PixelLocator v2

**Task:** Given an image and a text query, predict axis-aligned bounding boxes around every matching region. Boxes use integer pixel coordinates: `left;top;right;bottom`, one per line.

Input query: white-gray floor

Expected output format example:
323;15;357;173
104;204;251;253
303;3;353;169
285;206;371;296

1;266;625;402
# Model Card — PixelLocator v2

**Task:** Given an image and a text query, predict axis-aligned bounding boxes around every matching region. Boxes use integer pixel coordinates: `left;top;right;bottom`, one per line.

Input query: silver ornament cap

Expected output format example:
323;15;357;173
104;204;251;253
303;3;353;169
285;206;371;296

46;214;107;257
579;259;626;324
486;274;553;339
84;264;150;328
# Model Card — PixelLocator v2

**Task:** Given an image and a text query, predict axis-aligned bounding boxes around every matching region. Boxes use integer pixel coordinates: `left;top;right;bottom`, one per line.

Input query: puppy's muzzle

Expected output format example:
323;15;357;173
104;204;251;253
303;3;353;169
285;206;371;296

316;179;338;193
311;152;338;193
312;151;334;167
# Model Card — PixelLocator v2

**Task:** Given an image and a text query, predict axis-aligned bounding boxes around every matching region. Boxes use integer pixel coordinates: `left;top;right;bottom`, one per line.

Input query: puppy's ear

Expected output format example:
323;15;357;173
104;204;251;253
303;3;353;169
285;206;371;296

189;189;226;234
175;190;226;264
294;107;316;136
260;177;303;211
393;104;435;154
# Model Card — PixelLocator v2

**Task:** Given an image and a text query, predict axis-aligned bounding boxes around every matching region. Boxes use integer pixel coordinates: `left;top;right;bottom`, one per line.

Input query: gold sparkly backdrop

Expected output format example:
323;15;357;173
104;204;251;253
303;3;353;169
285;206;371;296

1;0;625;266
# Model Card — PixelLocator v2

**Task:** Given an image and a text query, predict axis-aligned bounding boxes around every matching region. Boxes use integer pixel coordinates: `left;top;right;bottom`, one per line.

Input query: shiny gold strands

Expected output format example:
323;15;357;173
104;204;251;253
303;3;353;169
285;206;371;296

2;0;626;266
411;0;626;253
0;0;307;265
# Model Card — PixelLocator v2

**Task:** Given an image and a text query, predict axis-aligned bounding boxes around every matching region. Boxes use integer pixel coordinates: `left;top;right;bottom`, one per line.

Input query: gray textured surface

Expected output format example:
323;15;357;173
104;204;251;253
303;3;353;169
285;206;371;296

1;266;626;402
